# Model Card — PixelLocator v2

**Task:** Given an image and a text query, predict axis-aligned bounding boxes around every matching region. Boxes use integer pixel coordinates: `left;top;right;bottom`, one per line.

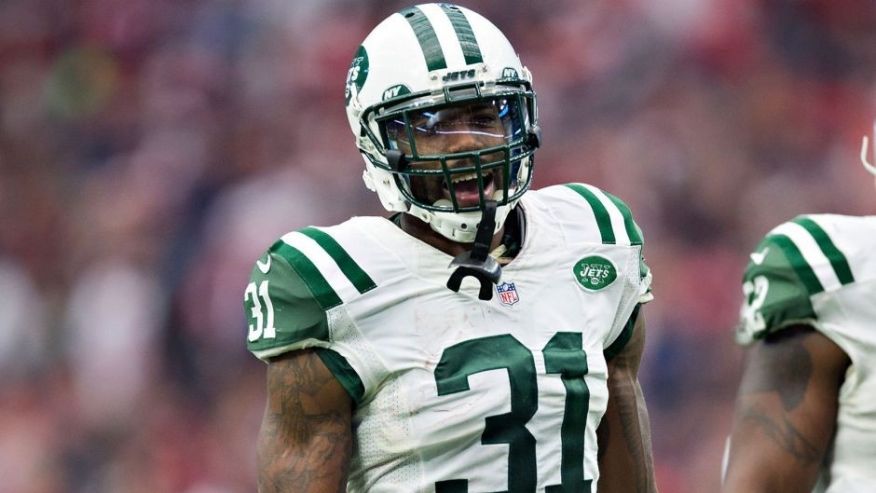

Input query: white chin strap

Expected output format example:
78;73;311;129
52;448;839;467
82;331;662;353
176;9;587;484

409;203;513;243
862;136;876;176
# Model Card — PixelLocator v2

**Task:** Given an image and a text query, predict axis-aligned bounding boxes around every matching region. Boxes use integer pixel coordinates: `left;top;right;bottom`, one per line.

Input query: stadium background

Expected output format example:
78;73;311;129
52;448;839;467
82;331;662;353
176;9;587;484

1;0;874;491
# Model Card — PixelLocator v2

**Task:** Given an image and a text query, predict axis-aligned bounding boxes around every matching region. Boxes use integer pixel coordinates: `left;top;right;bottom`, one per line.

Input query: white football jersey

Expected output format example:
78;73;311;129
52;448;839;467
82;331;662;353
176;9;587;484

245;184;653;492
738;214;876;493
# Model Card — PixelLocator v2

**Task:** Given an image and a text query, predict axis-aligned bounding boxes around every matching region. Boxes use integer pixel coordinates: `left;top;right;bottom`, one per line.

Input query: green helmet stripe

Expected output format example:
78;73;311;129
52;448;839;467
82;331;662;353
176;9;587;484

400;6;447;71
604;192;643;246
299;227;377;294
792;217;855;285
767;234;825;295
565;183;615;244
270;240;343;310
439;3;484;65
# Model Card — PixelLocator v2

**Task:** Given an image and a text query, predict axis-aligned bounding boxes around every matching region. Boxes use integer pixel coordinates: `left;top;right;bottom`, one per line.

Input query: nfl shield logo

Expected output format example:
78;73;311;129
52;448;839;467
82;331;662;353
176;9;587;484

496;282;520;306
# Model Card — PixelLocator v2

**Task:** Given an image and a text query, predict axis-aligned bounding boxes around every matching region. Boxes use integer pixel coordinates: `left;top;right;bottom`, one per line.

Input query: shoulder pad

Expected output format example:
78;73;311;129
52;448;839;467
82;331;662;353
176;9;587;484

244;246;329;361
244;226;378;361
737;215;857;343
537;184;651;298
563;183;643;245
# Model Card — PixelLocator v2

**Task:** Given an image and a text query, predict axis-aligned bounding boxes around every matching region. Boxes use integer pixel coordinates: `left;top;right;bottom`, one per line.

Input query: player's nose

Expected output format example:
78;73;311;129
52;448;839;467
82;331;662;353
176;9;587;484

444;128;485;154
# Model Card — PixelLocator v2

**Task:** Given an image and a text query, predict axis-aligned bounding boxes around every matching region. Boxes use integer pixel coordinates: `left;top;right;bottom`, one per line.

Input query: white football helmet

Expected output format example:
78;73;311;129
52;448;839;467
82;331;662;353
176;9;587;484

345;3;540;243
862;119;876;175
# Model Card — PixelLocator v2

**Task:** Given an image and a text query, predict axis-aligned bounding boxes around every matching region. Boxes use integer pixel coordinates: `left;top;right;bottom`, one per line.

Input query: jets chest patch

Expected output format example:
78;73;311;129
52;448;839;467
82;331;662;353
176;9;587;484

573;255;617;292
496;281;520;305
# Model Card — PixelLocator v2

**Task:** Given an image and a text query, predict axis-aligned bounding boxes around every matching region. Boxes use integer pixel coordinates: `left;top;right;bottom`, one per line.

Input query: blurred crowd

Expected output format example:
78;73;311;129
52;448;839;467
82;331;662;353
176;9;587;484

1;0;874;491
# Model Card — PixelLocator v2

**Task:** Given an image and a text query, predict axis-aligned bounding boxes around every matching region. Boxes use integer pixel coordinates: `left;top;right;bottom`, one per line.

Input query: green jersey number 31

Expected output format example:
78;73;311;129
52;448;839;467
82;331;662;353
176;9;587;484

434;333;592;493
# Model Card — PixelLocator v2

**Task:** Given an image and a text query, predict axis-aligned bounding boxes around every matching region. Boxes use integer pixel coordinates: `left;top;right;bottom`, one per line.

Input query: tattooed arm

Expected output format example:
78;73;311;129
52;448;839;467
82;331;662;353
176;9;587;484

722;325;850;492
597;309;658;493
257;349;353;493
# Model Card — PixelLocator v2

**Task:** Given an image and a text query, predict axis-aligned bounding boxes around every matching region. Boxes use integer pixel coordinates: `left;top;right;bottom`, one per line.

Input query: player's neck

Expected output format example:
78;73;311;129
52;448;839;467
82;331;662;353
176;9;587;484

397;213;506;258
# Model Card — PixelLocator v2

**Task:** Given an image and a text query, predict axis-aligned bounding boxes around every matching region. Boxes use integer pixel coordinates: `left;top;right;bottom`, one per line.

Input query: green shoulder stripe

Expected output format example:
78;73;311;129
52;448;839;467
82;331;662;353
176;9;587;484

564;183;615;244
400;6;447;71
270;240;343;310
792;217;855;286
299;227;377;294
604;192;643;246
767;234;824;295
564;184;643;246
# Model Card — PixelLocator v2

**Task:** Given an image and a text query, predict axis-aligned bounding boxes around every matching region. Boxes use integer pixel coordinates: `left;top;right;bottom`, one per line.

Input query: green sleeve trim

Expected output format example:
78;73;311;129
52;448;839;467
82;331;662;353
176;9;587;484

768;234;824;295
315;348;365;406
748;298;818;341
299;227;377;294
564;183;615;244
270;240;343;310
792;216;855;285
738;235;819;341
246;251;330;358
604;192;643;246
604;304;640;360
639;254;651;282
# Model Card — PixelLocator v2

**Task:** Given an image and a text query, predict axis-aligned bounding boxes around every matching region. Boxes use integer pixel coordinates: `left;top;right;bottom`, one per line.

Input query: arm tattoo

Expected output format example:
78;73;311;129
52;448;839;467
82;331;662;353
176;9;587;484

748;329;813;411
735;327;841;467
741;404;821;464
726;326;849;490
258;351;352;493
614;375;654;492
608;313;656;493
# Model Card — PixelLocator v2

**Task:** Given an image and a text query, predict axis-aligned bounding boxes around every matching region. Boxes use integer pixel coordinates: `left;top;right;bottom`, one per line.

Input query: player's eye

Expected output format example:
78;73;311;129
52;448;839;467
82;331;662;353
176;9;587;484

470;115;499;128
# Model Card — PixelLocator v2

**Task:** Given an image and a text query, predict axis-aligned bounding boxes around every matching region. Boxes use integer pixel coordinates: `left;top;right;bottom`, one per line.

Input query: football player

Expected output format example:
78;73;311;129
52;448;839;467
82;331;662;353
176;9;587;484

722;123;876;492
245;4;657;492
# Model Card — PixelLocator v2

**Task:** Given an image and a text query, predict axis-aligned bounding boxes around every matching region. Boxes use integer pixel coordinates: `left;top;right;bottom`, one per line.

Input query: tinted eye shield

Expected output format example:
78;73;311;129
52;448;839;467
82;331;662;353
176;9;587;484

357;82;539;212
358;81;535;162
381;98;521;150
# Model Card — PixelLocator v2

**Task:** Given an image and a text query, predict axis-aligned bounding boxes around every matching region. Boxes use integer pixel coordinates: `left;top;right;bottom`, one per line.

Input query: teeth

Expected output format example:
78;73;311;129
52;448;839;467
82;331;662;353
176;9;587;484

451;172;477;183
450;171;491;184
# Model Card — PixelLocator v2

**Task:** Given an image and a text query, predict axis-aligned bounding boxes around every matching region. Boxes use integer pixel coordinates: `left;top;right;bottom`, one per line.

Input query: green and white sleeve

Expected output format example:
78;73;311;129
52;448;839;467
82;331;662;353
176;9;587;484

563;183;652;303
737;216;856;344
243;227;379;404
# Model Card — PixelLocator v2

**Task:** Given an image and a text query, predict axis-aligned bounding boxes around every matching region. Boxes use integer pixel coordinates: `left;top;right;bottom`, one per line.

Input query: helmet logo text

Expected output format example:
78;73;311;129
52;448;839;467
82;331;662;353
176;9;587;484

382;84;411;101
442;69;476;83
345;46;369;106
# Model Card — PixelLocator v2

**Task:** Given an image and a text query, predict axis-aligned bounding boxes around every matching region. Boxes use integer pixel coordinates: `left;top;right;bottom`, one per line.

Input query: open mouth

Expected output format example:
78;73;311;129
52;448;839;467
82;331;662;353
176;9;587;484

443;170;496;207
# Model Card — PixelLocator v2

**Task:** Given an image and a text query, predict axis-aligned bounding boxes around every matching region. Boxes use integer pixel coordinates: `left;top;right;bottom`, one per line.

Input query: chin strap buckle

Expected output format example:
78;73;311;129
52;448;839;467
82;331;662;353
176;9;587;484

446;200;502;300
